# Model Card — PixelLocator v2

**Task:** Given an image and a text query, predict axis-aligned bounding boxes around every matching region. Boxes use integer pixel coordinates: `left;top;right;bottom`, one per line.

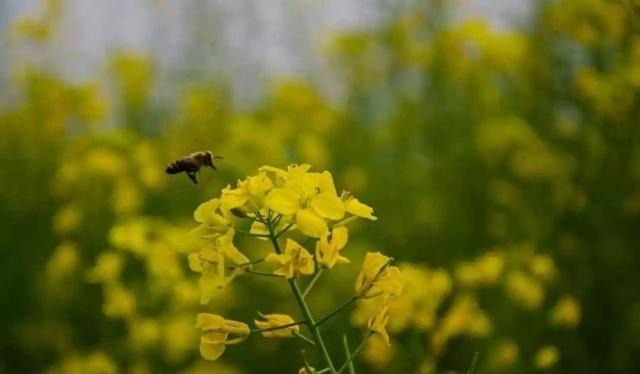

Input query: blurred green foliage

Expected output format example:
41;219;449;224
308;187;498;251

1;0;640;373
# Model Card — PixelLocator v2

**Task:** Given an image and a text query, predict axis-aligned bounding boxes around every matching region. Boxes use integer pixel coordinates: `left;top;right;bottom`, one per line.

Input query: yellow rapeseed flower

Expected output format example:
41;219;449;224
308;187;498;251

254;313;300;338
315;226;350;268
506;270;544;310
367;302;391;346
196;313;250;361
355;252;402;299
193;198;233;235
534;345;560;369
551;296;581;328
188;229;250;304
265;239;315;278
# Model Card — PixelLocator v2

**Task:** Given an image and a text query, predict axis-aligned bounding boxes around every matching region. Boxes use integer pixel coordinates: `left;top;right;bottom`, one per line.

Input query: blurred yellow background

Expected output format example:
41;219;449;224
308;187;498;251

1;0;640;373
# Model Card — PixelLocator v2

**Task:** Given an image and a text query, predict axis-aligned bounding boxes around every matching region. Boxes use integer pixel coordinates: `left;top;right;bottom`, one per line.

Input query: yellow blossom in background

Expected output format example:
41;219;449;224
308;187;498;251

195;313;250;361
86;252;124;285
431;295;492;355
254;313;300;338
490;339;519;370
162;315;199;362
102;284;136;318
506;270;545;310
109;220;150;256
455;250;506;287
53;205;81;235
534;345;560;369
374;264;450;331
129;318;160;351
46;241;79;281
551;296;581;328
528;253;556;283
265;239;315;278
362;332;395;369
315;226;350;268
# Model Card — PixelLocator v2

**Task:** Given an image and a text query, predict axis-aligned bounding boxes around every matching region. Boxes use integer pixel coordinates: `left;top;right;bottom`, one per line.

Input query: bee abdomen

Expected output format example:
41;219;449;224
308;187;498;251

165;159;198;174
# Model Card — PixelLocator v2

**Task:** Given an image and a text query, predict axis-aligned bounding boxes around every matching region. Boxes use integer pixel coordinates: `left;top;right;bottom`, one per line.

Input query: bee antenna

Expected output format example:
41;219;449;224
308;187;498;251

214;156;224;160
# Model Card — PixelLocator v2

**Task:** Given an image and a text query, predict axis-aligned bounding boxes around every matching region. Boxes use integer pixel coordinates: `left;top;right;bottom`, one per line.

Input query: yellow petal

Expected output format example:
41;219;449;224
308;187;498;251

317;171;338;195
265;188;301;215
345;197;377;220
220;187;249;210
296;208;328;238
200;335;226;361
310;192;346;220
332;226;348;249
194;198;221;223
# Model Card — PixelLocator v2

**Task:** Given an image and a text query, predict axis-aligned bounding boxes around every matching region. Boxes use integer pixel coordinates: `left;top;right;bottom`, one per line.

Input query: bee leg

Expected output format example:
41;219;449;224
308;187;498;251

187;170;198;185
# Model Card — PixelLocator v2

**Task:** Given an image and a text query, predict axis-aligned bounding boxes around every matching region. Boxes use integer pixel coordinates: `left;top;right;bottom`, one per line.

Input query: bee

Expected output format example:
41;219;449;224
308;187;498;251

165;151;223;185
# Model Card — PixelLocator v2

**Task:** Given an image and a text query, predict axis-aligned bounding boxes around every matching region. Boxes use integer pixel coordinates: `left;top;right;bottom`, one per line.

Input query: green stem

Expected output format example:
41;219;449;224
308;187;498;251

264;219;336;372
315;297;358;328
465;352;480;374
294;331;316;346
342;335;356;374
303;268;324;299
290;278;336;372
336;333;372;374
276;222;295;238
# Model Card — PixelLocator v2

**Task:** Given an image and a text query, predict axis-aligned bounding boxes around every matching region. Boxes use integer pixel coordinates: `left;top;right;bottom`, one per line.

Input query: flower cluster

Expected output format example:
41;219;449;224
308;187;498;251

187;164;402;370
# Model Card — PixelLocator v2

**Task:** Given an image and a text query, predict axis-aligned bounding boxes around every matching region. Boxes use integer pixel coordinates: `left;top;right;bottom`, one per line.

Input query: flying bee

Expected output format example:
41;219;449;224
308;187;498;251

165;151;223;185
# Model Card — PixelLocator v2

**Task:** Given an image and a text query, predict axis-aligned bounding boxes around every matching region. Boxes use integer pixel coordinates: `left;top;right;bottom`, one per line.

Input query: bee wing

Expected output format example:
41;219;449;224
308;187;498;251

187;170;198;185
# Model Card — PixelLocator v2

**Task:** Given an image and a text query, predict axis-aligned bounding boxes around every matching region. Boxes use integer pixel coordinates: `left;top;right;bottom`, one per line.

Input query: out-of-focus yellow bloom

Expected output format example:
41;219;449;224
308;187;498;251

86;252;123;284
188;230;249;304
368;302;391;346
112;54;154;111
163;315;198;362
195;313;250;361
528;254;556;282
112;179;142;215
506;270;544;310
431;295;492;355
254;313;300;338
85;148;126;177
355;252;402;299
53;205;81;235
103;284;136;318
129;318;160;351
369;264;450;332
46;241;79;281
315;226;350;268
265;239;315;278
109;220;149;256
490;339;519;370
551;296;581;328
362;332;395;369
534;345;560;369
455;251;505;287
45;351;118;374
